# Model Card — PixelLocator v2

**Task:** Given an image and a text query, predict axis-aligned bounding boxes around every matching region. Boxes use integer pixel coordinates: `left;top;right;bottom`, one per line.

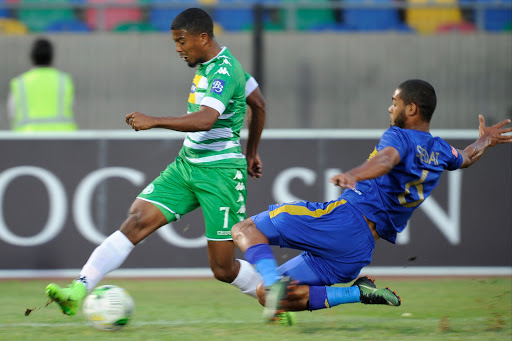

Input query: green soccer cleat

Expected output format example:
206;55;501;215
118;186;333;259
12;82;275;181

262;276;291;323
352;275;401;306
45;280;87;316
275;311;296;326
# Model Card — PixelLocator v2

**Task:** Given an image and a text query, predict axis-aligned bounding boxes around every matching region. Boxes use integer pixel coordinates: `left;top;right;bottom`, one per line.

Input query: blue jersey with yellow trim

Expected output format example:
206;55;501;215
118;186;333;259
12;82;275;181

341;126;463;243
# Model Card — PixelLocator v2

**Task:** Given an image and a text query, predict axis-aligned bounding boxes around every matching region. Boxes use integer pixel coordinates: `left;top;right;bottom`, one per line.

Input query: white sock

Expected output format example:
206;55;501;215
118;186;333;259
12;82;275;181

230;259;263;299
78;230;134;292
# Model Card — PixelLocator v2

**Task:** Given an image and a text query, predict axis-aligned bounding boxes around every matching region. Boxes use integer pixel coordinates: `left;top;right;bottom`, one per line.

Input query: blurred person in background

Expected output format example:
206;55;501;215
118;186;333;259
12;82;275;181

7;38;77;132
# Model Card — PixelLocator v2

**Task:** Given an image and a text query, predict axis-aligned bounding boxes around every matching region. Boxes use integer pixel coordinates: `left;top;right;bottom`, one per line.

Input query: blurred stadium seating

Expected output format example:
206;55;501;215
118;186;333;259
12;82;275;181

0;0;9;18
85;0;143;30
0;18;28;33
143;0;186;32
17;0;77;32
478;0;512;31
45;18;92;32
0;0;510;33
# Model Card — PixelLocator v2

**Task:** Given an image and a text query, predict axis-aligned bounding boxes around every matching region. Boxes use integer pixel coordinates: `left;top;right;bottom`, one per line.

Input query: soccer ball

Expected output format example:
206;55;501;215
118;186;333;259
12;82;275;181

82;285;134;331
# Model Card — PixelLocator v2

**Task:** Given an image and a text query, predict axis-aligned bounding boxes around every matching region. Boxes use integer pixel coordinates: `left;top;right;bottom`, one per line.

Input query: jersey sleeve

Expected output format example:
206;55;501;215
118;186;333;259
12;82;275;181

444;143;464;171
244;71;258;98
200;63;238;115
376;127;408;160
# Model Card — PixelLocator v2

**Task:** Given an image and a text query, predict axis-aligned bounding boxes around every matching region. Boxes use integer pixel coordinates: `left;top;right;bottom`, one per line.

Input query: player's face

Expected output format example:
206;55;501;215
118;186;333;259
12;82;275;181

388;89;407;128
172;29;207;68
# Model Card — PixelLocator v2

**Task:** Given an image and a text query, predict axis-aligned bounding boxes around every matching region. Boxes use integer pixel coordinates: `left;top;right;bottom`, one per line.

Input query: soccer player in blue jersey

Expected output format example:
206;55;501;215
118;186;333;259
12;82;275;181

231;79;512;322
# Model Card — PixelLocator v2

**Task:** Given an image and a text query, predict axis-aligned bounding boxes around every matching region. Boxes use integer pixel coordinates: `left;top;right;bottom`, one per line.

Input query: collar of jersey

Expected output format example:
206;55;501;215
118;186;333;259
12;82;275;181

200;46;227;67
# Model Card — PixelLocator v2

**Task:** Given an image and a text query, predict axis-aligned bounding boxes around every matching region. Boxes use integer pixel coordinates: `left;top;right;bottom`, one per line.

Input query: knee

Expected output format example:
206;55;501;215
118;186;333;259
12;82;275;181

120;204;165;244
231;218;252;244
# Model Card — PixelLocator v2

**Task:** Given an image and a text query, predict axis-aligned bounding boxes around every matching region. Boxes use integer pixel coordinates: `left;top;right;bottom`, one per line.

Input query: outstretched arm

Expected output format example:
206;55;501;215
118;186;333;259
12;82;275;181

125;106;220;132
459;115;512;169
330;146;401;189
245;86;266;178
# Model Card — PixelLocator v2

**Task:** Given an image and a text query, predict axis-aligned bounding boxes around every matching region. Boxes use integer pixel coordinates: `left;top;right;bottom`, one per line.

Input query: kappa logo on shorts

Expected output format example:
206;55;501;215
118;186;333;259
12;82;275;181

142;183;155;195
233;171;243;180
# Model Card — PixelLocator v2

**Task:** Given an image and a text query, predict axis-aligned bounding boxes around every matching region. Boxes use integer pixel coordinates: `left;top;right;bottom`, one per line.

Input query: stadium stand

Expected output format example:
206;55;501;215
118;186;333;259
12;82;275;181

342;0;412;31
45;18;92;32
18;0;77;32
85;0;142;31
3;0;511;33
0;0;9;18
143;0;189;32
0;18;28;33
113;20;157;32
478;0;512;31
405;0;464;34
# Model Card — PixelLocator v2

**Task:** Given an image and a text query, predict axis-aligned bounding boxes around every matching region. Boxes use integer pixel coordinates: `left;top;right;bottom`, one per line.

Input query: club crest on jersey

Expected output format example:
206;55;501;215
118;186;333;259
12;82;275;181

205;64;214;75
142;183;155;195
211;79;226;94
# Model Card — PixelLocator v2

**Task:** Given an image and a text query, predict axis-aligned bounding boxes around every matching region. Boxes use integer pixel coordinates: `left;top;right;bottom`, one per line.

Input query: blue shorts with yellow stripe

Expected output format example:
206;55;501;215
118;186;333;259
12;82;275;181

251;198;375;285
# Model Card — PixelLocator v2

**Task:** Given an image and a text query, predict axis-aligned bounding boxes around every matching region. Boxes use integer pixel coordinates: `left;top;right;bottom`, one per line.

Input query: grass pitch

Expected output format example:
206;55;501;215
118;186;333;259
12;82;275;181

1;277;510;341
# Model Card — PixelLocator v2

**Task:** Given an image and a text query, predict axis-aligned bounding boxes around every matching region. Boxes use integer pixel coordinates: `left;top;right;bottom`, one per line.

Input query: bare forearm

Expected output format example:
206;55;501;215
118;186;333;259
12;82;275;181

348;154;395;181
246;109;265;155
127;108;219;132
152;113;214;132
459;136;490;168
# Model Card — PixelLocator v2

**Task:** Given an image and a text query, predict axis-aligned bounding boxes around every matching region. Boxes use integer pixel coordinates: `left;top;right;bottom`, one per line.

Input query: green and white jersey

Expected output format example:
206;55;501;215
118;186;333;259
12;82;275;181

180;47;247;168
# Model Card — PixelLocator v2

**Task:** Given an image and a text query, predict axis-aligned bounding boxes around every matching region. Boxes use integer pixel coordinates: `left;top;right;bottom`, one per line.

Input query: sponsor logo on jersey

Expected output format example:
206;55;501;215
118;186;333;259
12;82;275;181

215;67;230;76
221;59;232;66
190;83;197;93
211;79;226;94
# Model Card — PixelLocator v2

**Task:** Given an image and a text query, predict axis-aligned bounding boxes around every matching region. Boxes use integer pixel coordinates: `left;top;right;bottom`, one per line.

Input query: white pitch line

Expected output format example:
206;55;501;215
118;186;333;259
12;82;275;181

1;267;510;279
0;316;494;329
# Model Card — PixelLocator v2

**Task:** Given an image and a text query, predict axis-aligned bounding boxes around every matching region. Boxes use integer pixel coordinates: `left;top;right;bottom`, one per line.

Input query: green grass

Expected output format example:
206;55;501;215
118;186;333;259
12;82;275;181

1;277;510;340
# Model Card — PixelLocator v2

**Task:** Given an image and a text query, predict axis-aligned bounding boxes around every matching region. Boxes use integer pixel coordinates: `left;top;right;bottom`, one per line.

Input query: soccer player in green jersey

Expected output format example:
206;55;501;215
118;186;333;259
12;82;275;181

46;8;267;317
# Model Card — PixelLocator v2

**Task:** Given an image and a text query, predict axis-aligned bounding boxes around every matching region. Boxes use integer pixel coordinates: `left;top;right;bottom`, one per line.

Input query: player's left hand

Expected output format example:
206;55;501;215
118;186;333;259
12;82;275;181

125;112;155;131
478;114;512;147
247;153;263;178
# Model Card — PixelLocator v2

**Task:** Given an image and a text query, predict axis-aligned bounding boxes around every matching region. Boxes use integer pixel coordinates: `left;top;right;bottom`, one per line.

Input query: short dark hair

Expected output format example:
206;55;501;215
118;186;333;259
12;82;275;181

171;8;214;37
397;79;437;123
31;38;53;66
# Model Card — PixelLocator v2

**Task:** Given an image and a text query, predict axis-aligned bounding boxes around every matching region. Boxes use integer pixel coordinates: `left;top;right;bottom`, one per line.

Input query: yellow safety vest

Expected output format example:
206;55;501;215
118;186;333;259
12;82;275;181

9;67;77;132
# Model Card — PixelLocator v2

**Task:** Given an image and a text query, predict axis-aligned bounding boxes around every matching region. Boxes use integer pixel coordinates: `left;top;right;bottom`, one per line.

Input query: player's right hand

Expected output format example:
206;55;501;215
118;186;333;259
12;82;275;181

329;173;357;190
125;112;154;131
